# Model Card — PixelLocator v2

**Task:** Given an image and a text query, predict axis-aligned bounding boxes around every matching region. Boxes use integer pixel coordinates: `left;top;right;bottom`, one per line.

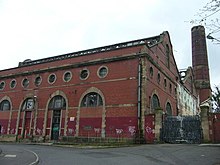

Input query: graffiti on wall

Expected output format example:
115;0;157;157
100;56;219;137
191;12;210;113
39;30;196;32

94;128;101;134
1;126;5;134
128;126;136;136
145;126;153;134
68;128;74;135
116;128;123;135
10;128;15;134
36;128;43;135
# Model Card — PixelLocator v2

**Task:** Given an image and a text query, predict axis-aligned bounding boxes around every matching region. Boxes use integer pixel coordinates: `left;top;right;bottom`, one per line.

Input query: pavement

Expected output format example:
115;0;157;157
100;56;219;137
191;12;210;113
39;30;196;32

199;143;220;147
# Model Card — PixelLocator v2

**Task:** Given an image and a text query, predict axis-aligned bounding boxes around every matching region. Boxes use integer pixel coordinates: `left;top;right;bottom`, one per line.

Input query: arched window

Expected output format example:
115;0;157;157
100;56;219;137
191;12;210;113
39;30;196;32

81;92;103;107
22;98;35;111
166;102;172;116
151;94;160;112
149;67;154;78
0;100;11;111
157;73;161;84
49;95;66;110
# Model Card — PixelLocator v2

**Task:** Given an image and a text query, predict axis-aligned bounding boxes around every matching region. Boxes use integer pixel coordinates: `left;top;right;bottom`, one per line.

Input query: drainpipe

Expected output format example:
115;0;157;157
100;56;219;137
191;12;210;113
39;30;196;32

137;59;142;141
138;60;142;120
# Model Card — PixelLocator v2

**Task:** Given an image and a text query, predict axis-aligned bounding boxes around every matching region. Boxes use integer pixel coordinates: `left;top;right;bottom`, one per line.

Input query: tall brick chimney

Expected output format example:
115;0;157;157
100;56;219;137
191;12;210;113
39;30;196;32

191;25;211;103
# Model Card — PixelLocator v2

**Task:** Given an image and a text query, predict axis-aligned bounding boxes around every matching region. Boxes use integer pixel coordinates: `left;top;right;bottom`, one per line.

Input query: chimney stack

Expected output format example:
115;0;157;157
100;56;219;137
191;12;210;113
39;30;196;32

191;25;211;103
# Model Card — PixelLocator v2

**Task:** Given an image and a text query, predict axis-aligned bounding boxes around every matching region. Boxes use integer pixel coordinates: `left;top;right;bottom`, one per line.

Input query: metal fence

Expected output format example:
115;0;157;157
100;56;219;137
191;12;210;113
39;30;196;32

160;116;203;144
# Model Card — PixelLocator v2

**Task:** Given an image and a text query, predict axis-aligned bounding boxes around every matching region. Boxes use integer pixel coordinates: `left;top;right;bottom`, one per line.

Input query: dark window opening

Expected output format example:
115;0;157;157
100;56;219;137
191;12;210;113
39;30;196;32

164;78;167;88
10;80;16;89
80;69;89;80
22;98;35;111
169;83;172;93
49;95;66;110
157;73;161;84
35;76;42;86
48;74;56;84
64;71;72;82
0;100;11;111
151;94;160;112
166;102;172;116
0;81;5;90
22;78;29;88
81;92;103;107
98;66;108;78
149;67;154;78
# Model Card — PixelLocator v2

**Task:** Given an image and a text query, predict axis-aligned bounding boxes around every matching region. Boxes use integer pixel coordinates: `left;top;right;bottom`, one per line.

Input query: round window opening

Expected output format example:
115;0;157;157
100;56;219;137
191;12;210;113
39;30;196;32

98;66;108;78
10;79;17;89
0;81;5;90
80;69;89;80
64;71;72;82
22;78;29;88
35;76;42;86
48;74;56;84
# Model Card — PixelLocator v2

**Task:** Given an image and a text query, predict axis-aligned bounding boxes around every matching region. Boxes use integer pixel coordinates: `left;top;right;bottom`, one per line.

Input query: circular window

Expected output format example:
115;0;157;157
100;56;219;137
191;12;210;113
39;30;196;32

63;71;72;82
80;69;89;80
35;76;42;86
98;66;108;78
22;78;29;88
10;79;17;89
48;73;56;84
0;81;5;90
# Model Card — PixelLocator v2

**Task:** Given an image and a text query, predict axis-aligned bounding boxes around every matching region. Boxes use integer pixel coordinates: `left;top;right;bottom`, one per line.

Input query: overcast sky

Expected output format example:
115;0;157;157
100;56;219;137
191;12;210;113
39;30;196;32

0;0;219;87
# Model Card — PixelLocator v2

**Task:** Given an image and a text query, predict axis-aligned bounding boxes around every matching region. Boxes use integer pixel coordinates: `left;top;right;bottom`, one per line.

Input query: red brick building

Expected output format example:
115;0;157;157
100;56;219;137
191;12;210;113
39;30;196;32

0;27;210;142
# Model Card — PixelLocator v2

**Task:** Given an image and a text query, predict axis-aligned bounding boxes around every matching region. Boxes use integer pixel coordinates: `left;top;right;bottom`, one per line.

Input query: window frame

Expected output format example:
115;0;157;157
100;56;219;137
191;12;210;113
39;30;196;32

97;66;108;78
10;79;17;89
164;78;167;89
63;71;72;82
80;69;89;80
0;81;5;90
166;102;172;116
35;76;42;86
151;94;160;112
0;100;11;111
48;95;66;110
22;78;29;88
48;73;57;84
81;92;103;107
22;98;35;111
149;67;154;78
157;73;161;84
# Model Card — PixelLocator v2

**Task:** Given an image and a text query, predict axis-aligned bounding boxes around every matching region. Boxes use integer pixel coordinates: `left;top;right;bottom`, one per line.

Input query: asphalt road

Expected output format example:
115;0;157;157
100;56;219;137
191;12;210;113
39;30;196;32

0;143;220;165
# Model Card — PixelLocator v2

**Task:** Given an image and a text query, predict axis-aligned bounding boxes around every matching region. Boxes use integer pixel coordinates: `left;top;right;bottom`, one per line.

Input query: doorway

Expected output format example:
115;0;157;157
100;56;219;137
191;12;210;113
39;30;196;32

51;110;61;140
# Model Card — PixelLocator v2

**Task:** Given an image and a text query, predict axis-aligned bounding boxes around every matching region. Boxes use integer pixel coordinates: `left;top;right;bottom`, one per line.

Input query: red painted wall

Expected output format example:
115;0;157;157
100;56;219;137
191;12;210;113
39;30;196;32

0;33;188;141
209;113;220;143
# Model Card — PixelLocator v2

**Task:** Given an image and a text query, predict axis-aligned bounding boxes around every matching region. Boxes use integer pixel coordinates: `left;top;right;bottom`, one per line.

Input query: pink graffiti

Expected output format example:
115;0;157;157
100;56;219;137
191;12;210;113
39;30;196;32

36;128;42;135
68;128;74;135
1;126;4;134
94;128;101;133
116;129;123;134
145;126;153;134
10;128;15;134
128;126;136;136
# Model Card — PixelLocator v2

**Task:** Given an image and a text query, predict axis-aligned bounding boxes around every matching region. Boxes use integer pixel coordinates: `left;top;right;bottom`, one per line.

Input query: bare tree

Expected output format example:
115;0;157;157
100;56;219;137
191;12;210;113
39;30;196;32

212;85;220;112
191;0;220;44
